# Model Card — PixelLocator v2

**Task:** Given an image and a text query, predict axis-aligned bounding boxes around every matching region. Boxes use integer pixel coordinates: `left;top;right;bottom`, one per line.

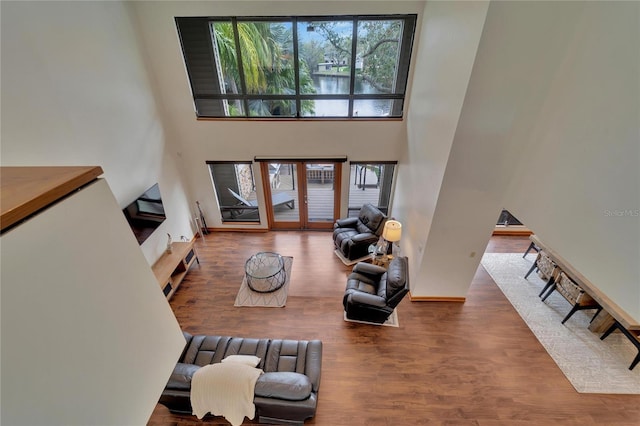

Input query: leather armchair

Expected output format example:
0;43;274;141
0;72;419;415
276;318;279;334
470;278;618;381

343;256;409;324
333;203;387;261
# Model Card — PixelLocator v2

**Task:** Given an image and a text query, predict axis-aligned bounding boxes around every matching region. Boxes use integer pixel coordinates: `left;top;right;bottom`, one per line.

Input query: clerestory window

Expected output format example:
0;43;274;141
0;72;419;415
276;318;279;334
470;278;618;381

175;15;416;119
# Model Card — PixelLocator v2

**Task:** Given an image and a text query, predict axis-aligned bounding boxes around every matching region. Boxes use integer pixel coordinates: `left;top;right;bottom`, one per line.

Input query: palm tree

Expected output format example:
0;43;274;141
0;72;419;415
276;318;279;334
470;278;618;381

212;22;271;94
212;21;315;116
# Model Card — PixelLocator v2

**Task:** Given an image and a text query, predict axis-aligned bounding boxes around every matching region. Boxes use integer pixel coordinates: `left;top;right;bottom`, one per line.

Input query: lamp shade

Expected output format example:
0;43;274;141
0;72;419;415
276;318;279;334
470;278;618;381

382;220;402;242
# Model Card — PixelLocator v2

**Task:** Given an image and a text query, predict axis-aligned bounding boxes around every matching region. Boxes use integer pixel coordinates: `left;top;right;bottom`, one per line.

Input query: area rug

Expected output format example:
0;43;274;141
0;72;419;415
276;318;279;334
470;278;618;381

234;256;293;308
481;253;640;394
334;249;371;266
343;309;399;327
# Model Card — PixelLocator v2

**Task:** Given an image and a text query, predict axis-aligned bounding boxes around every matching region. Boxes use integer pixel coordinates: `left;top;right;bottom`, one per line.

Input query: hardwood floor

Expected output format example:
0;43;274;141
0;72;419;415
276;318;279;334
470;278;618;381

148;233;640;425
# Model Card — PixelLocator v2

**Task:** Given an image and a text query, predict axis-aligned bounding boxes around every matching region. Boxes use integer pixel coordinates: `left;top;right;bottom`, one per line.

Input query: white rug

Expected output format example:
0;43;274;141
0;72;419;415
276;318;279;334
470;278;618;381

481;253;640;394
234;256;293;308
334;249;371;266
343;309;399;327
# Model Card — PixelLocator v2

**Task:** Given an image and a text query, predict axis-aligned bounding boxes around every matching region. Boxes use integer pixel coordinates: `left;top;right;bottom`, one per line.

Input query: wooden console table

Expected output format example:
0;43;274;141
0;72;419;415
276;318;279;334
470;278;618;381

530;235;639;332
530;235;640;369
152;240;199;300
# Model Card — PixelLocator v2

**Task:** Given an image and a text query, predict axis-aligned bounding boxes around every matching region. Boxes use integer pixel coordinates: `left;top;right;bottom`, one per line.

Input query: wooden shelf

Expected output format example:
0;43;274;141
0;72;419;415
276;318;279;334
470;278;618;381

152;240;199;300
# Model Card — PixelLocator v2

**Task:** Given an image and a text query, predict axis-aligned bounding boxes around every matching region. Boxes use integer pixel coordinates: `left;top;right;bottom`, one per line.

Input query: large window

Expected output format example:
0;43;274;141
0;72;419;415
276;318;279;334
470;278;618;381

208;161;260;223
176;15;416;119
347;162;396;216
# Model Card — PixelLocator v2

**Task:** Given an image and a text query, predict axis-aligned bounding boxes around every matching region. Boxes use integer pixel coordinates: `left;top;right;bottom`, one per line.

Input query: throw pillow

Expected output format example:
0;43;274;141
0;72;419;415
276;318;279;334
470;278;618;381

221;354;261;367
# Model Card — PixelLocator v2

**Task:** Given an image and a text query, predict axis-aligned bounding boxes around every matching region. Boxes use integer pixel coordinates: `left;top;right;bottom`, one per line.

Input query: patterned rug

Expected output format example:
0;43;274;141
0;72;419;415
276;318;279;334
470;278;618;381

343;309;399;327
481;253;640;394
334;249;371;266
234;256;293;308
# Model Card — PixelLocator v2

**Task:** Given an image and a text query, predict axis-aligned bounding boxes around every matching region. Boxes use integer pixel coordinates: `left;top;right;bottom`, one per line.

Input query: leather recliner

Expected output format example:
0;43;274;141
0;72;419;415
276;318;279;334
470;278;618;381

343;256;409;324
333;203;387;261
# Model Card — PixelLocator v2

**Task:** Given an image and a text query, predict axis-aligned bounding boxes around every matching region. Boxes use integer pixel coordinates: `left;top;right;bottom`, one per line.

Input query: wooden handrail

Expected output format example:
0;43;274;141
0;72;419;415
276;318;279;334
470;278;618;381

1;166;103;233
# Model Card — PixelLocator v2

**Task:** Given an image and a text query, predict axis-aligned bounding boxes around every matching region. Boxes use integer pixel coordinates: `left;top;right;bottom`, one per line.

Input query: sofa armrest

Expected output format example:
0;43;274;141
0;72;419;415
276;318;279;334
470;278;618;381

348;292;387;307
352;262;387;277
335;217;358;229
350;233;378;244
305;340;322;392
166;363;200;390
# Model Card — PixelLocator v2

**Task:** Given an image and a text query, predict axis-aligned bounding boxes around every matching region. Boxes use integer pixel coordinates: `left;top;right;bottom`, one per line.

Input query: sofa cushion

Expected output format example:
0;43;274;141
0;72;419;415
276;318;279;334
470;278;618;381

167;363;201;390
254;372;312;401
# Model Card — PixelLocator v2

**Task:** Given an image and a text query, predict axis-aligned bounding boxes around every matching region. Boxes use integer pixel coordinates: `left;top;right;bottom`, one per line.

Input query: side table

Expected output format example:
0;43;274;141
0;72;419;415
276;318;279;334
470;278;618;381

245;252;286;293
368;244;391;268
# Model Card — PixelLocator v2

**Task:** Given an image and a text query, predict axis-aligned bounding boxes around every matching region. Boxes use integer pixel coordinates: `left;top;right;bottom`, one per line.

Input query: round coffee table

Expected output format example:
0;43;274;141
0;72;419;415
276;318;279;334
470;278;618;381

244;252;286;293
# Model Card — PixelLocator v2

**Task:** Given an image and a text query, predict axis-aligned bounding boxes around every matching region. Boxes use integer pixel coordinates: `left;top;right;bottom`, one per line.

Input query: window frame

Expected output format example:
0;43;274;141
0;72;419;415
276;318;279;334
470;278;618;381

347;161;397;217
207;161;261;223
176;14;417;120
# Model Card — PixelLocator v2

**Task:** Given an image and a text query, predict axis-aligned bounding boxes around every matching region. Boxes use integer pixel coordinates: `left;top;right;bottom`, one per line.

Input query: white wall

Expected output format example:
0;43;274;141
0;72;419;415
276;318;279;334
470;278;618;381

404;1;639;321
503;1;640;320
130;1;424;228
396;0;490;292
1;179;186;425
0;0;193;263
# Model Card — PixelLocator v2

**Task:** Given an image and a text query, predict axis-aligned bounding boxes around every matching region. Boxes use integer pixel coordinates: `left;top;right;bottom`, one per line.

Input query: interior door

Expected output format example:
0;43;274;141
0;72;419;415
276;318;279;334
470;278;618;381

261;161;341;230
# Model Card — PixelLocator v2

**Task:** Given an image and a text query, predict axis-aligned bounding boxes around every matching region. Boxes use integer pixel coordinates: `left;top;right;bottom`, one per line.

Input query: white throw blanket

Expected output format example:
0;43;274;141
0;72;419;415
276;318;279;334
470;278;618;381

190;363;263;425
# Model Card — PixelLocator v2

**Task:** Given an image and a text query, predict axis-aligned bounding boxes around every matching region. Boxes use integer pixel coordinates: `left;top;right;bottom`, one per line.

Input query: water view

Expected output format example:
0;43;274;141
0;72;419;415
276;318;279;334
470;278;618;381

309;76;391;117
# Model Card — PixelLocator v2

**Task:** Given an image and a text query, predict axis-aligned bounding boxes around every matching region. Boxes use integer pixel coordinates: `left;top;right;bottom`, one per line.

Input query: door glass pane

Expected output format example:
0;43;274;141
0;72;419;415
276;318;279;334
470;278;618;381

355;20;403;94
347;163;395;216
298;20;353;95
271;163;300;222
306;163;335;222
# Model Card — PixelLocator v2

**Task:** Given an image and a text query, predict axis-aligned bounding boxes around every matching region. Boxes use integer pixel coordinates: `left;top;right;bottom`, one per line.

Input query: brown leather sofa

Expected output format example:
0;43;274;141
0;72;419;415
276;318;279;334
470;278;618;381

333;203;387;261
159;332;322;425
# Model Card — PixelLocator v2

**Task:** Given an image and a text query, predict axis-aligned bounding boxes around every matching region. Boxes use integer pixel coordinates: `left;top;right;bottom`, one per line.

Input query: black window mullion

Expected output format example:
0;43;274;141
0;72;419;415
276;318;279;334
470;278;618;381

348;18;358;118
292;18;302;118
230;18;250;116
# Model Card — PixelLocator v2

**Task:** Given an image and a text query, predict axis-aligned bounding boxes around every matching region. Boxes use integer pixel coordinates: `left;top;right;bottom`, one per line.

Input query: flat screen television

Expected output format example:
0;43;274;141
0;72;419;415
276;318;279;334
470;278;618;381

122;183;166;245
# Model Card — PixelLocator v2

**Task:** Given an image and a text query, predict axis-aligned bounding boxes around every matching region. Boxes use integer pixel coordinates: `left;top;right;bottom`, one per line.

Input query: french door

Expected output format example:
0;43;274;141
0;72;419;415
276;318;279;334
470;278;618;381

260;161;341;230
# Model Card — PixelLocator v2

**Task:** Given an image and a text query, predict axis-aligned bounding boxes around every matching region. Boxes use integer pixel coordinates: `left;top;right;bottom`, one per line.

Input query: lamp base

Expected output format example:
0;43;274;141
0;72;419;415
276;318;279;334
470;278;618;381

375;238;388;256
